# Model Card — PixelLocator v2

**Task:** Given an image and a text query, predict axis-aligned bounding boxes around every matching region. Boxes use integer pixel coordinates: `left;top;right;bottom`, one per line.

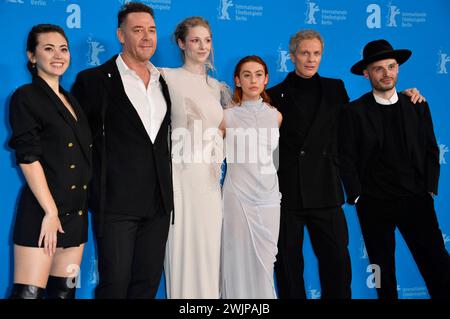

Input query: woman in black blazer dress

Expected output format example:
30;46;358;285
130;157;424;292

8;24;91;299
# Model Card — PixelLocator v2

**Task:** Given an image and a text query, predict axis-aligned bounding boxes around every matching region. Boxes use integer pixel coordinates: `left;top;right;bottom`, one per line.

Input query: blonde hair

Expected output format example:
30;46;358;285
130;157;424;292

173;16;215;73
289;29;324;55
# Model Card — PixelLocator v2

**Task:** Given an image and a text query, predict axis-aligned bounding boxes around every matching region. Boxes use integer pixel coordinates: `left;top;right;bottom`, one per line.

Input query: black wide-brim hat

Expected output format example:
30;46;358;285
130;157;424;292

351;39;412;75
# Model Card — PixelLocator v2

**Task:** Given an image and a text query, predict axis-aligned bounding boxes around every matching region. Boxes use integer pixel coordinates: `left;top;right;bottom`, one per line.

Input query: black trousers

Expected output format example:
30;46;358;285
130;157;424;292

275;206;352;299
94;210;170;299
356;193;450;299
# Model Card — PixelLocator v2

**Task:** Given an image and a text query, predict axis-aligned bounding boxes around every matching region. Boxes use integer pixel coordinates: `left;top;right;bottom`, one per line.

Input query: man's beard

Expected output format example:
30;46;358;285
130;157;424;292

371;75;397;92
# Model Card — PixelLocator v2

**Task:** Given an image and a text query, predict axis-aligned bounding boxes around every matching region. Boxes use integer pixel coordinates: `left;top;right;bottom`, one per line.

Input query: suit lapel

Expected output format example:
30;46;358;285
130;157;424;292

282;80;300;116
364;93;384;149
398;94;419;159
302;76;335;147
33;77;90;162
101;56;152;143
64;92;91;161
153;75;171;145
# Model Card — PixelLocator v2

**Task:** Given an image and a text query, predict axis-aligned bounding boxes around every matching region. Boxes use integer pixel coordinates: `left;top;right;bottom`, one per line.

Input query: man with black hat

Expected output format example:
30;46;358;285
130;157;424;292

340;39;450;299
268;30;426;299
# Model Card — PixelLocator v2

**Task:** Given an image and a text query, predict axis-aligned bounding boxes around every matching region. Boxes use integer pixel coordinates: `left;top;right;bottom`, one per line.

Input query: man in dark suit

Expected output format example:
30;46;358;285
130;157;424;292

267;29;352;299
71;2;173;298
340;39;450;299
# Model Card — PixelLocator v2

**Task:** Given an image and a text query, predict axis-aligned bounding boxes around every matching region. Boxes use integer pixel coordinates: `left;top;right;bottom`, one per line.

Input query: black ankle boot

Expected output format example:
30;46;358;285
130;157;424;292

9;283;45;299
45;275;77;299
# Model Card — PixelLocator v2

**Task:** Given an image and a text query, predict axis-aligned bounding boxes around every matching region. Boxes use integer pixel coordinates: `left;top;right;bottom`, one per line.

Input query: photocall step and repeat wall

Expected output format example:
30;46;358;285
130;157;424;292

1;0;449;299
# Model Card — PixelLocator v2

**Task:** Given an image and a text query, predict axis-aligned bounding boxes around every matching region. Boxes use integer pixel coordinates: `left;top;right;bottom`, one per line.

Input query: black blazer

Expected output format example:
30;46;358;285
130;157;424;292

268;73;350;209
9;76;92;216
71;55;173;221
339;92;440;204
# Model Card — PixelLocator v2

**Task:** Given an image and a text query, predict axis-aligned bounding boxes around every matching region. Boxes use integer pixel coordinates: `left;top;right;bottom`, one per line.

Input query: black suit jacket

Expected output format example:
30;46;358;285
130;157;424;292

267;73;349;209
9;76;92;216
72;55;173;221
339;92;440;204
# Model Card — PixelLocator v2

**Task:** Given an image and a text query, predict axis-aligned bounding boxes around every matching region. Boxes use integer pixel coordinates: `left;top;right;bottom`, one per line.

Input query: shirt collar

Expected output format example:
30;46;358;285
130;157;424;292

116;54;161;84
373;89;398;105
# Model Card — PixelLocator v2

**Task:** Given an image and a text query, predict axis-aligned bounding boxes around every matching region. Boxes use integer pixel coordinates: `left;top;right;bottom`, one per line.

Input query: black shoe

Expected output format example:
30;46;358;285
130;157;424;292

45;275;77;299
9;283;45;299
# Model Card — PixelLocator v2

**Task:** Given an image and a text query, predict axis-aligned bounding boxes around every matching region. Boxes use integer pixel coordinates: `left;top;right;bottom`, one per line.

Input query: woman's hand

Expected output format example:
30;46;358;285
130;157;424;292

19;161;63;256
38;213;64;256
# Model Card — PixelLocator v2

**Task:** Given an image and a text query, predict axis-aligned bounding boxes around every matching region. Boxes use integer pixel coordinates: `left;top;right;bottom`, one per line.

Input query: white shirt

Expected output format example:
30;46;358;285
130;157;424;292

373;90;399;105
116;55;167;143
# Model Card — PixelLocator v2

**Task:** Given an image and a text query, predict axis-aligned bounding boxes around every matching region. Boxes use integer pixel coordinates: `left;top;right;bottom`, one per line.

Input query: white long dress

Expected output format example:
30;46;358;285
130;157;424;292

163;67;223;299
221;98;281;299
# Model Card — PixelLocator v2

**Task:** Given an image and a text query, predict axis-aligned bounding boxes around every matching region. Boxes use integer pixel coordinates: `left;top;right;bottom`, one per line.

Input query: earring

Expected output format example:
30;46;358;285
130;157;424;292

236;83;241;87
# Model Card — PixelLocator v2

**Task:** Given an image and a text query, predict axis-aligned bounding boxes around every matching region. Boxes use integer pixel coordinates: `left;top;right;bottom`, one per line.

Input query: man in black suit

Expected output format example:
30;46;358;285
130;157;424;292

72;2;173;298
267;30;423;299
340;39;450;299
267;29;352;299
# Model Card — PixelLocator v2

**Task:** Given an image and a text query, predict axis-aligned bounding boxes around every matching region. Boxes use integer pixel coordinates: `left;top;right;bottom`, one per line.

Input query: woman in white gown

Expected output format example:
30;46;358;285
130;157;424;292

221;56;282;298
162;16;225;299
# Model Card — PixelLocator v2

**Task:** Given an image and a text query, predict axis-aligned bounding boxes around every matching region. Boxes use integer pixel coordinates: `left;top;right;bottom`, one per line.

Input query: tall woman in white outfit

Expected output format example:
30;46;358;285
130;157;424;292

220;56;282;298
162;17;224;299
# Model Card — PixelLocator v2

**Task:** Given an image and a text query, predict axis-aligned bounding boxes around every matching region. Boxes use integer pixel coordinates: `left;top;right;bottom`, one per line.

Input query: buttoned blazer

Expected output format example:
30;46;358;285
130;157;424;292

268;74;350;209
9;76;92;216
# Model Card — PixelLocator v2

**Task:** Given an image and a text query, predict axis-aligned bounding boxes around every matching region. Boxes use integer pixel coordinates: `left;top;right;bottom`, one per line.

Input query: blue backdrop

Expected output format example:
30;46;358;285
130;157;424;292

1;0;449;299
